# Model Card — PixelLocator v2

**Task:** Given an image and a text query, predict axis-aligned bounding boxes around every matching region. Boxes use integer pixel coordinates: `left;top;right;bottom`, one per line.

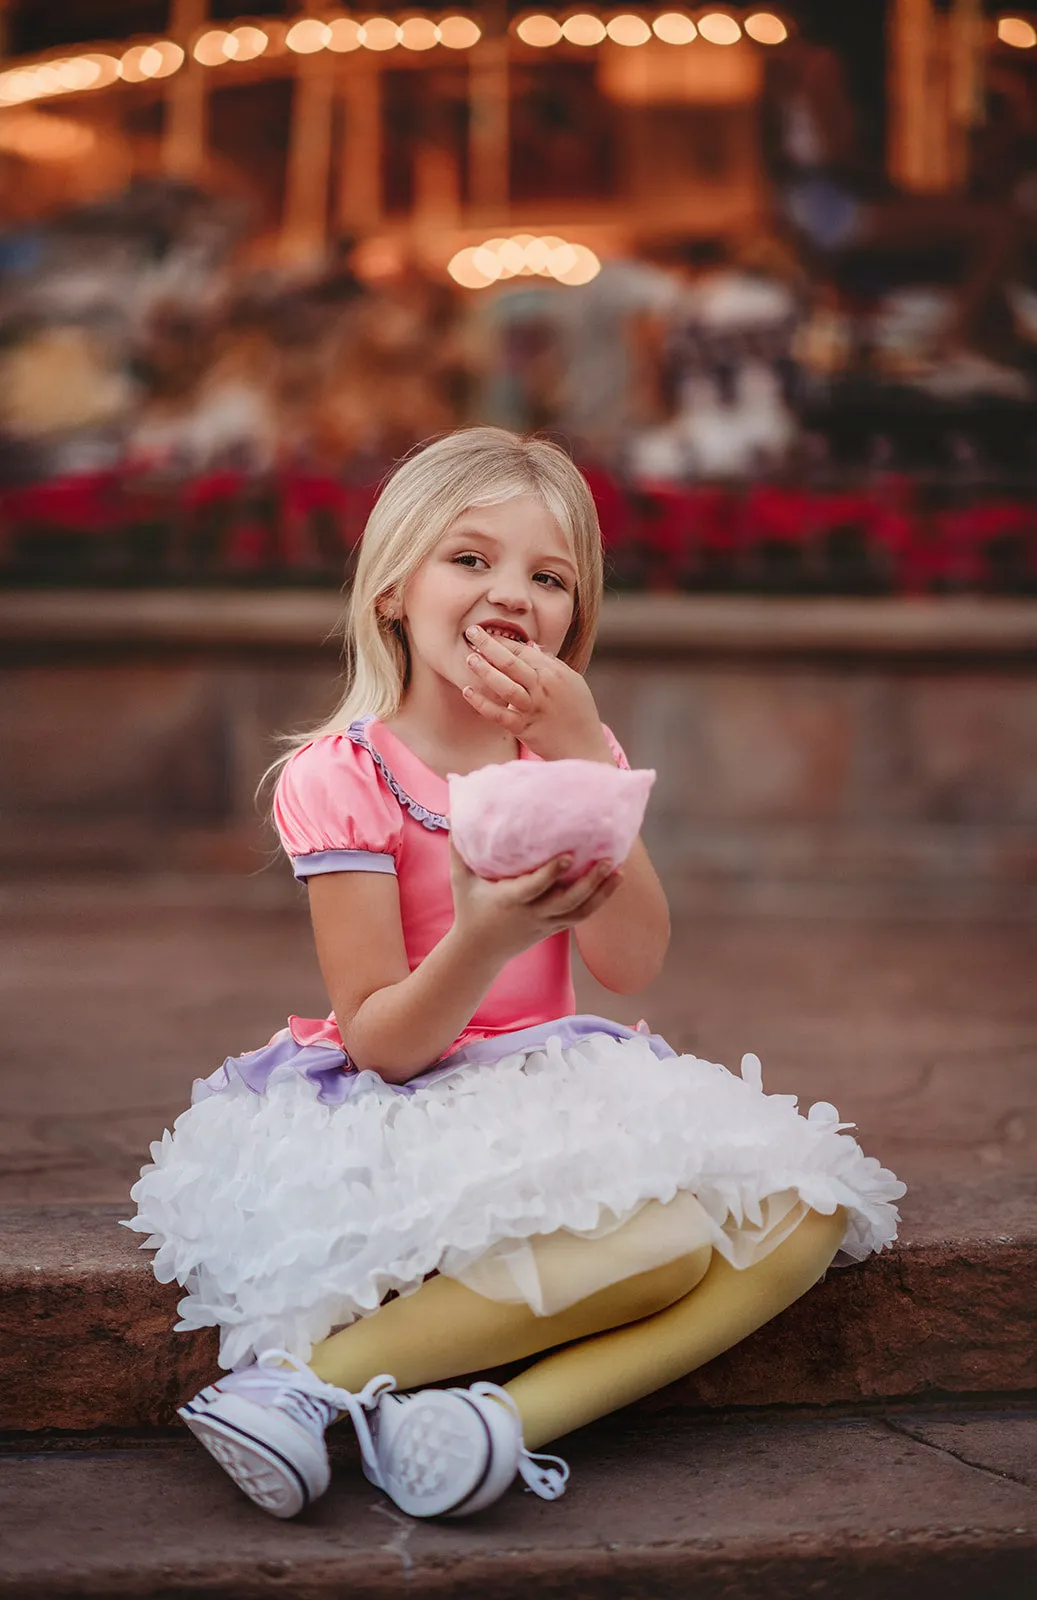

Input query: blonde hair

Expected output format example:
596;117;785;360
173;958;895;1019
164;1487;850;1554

272;427;604;774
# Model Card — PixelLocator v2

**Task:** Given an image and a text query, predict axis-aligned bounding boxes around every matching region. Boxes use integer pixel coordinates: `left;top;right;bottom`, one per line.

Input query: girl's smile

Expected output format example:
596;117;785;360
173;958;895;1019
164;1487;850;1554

399;494;577;697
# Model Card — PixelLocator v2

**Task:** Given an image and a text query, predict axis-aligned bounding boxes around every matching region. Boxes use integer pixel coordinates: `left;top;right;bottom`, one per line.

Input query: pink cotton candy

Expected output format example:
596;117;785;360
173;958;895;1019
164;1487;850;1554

448;759;656;883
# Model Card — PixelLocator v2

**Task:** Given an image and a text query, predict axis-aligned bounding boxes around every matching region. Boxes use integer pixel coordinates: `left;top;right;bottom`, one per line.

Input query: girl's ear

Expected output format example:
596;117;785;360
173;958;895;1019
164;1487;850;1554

378;592;401;621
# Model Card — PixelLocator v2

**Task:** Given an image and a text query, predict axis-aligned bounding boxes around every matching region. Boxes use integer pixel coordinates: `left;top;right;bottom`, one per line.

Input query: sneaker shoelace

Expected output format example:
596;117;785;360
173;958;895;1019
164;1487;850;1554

254;1348;396;1484
469;1382;570;1501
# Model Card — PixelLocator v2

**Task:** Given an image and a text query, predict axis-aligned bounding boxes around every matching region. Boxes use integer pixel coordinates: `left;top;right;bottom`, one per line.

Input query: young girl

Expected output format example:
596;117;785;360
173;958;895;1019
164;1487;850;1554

128;427;905;1522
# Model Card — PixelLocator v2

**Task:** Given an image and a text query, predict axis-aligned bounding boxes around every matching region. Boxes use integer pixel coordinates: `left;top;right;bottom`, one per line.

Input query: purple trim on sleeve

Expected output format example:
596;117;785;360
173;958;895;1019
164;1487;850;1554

345;716;449;833
292;848;396;882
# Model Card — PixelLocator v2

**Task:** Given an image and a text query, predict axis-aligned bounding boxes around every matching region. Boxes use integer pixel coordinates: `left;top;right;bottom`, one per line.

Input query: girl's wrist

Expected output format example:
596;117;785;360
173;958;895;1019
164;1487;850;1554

444;916;516;974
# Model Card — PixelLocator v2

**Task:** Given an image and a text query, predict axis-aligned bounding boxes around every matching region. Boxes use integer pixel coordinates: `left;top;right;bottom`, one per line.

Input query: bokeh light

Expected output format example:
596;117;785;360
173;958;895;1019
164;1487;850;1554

285;19;332;54
399;18;440;51
226;26;268;63
744;13;788;45
697;12;742;45
448;235;601;288
358;18;400;51
193;30;233;66
562;14;608;46
606;15;653;46
438;17;482;48
516;15;564;47
327;19;363;52
652;13;697;44
998;17;1037;48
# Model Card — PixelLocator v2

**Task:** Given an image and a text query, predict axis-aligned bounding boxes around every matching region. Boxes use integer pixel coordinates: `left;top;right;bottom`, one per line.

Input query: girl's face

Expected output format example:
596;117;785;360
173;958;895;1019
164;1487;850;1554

397;494;578;697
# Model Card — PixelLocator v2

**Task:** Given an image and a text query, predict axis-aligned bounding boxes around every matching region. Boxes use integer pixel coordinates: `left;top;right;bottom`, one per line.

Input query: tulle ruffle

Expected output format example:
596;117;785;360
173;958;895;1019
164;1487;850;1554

126;1028;905;1369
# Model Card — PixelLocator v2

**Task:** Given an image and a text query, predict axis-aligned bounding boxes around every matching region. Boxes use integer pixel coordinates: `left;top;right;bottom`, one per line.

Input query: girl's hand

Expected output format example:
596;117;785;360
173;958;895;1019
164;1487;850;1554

449;838;623;963
462;625;613;763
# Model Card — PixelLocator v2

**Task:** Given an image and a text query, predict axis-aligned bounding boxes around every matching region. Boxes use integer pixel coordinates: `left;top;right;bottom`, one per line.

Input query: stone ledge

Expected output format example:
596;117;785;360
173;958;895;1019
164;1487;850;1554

1;1410;1034;1599
4;591;1037;660
2;1189;1035;1432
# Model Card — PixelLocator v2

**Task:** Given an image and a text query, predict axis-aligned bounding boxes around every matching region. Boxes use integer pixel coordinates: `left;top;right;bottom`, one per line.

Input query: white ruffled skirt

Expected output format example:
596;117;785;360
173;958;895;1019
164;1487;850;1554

126;1018;905;1370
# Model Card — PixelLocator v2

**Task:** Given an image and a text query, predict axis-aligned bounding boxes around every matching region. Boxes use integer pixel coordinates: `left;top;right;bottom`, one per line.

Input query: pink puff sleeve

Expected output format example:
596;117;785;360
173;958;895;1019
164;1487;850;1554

601;723;631;770
273;734;404;883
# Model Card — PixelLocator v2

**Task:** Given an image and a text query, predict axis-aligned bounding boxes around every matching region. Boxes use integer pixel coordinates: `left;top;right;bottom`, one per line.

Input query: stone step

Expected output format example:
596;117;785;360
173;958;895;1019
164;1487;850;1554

2;1179;1035;1433
1;1407;1034;1598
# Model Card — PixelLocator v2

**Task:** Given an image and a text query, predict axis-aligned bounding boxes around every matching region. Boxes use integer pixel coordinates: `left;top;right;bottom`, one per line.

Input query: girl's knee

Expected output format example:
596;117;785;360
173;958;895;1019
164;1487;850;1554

614;1242;714;1321
789;1205;846;1274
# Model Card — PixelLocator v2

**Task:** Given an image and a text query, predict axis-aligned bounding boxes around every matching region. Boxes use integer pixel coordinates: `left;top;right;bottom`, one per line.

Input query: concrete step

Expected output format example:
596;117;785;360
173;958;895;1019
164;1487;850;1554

1;1407;1034;1598
2;1178;1035;1433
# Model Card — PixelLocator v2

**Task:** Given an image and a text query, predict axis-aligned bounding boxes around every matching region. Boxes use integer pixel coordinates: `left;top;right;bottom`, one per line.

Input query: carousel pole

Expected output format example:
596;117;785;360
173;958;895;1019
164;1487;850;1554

336;49;384;234
163;0;209;180
468;1;510;224
283;8;336;262
948;0;985;187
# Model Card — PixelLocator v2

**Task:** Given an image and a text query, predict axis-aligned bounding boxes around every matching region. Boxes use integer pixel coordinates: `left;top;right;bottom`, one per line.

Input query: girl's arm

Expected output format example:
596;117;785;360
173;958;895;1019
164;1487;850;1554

308;848;620;1085
309;871;504;1085
462;630;671;995
574;832;670;995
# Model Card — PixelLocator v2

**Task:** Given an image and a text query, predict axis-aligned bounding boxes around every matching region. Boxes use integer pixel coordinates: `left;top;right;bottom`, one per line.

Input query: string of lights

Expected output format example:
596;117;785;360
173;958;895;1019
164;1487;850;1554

0;12;795;109
2;11;1033;114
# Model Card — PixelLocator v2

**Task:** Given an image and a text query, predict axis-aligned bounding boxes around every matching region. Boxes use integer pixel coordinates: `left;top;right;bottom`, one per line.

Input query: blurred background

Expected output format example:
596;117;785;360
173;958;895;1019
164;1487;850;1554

0;2;1035;591
1;6;1036;1210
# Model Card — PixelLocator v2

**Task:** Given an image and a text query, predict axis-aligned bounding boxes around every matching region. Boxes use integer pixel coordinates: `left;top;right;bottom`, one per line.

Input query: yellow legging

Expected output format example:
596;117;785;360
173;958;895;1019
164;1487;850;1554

309;1203;846;1451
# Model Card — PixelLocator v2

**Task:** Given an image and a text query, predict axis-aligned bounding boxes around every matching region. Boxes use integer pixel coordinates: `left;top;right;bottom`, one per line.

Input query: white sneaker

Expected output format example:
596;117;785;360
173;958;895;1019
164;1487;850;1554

364;1380;569;1519
178;1349;395;1519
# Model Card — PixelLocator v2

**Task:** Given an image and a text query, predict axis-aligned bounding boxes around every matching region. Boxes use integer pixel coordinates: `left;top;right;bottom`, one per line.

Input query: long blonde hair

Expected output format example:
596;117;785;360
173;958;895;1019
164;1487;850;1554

272;428;604;776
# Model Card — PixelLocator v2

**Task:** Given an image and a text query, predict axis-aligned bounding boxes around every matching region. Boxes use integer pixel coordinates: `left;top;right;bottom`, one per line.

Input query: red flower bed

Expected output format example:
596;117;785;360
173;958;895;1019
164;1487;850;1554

2;465;1036;595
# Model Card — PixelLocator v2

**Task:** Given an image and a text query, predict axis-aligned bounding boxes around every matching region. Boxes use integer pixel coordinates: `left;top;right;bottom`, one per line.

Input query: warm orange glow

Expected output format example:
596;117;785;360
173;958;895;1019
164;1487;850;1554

744;13;787;45
285;19;332;54
606;15;652;46
359;18;400;51
79;53;121;88
120;43;177;81
552;242;601;285
144;40;186;76
327;19;363;52
0;109;96;160
449;235;602;288
562;14;608;46
517;15;564;47
399;18;440;51
55;57;104;91
226;26;268;62
193;30;233;66
0;68;41;104
449;247;496;288
652;13;697;44
697;12;742;45
998;17;1037;47
0;52;122;104
438;17;482;48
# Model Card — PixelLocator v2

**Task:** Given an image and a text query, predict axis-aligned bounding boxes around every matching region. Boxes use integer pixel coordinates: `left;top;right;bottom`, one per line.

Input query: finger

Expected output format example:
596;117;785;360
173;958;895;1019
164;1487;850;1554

466;651;534;708
509;853;574;902
464;627;540;690
536;858;616;916
461;685;526;728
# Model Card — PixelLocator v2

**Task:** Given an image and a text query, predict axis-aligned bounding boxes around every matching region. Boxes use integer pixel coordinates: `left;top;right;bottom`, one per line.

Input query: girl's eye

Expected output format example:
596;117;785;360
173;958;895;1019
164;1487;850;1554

534;572;566;589
453;553;487;570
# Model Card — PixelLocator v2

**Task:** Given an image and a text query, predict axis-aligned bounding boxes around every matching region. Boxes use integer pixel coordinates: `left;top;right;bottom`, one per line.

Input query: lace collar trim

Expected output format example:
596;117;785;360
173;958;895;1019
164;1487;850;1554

345;716;449;832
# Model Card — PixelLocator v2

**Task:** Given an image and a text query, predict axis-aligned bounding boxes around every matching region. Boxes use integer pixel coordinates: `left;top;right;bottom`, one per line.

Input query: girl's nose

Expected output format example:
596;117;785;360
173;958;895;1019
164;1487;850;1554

485;574;533;612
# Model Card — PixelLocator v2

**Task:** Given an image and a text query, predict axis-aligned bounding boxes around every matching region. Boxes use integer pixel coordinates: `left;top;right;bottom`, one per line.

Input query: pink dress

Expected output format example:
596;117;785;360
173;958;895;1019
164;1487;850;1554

127;715;906;1370
270;716;629;1062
